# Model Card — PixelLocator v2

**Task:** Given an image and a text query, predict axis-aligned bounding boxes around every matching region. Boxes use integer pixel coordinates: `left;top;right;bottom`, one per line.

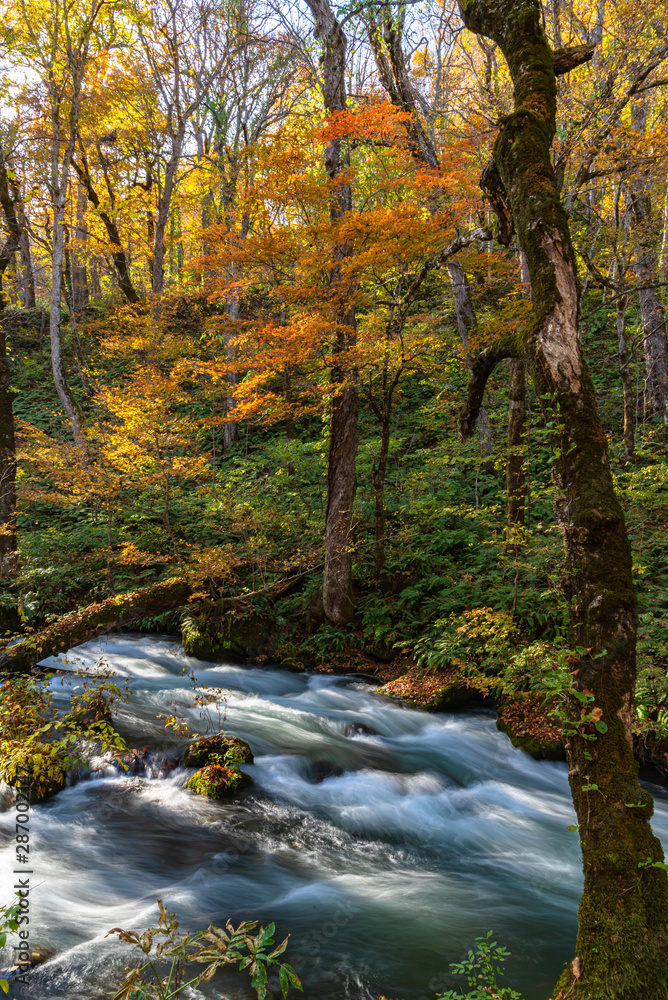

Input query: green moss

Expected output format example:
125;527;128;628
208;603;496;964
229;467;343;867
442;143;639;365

186;763;252;799
183;733;253;768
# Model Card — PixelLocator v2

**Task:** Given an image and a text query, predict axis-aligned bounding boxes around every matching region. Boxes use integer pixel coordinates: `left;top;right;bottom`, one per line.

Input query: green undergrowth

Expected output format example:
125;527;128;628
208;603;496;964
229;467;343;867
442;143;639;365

0;665;128;802
2;292;668;735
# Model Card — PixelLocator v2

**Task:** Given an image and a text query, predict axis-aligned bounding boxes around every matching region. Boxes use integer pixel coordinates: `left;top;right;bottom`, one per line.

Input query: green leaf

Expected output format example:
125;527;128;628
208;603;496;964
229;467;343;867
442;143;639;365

595;720;608;733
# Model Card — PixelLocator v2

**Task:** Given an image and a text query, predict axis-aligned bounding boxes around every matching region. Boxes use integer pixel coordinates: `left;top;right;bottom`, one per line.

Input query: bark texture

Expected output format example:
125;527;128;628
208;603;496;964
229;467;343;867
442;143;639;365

306;0;359;624
458;2;668;996
72;183;89;314
17;205;35;309
447;260;495;464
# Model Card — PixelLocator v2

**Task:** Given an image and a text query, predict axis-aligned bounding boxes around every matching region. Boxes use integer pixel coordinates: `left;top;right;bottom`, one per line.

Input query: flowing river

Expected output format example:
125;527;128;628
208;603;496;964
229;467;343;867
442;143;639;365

3;634;668;1000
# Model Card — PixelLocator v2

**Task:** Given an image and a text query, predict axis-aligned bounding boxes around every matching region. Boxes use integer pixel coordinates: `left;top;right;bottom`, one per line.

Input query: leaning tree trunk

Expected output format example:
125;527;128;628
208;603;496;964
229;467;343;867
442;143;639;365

72;156;140;305
457;3;668;997
0;577;193;674
306;0;359;624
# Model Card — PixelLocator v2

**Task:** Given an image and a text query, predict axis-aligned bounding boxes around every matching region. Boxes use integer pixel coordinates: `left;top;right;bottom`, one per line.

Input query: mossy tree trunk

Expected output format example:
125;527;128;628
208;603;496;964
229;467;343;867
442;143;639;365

0;578;193;675
458;2;668;996
306;0;359;624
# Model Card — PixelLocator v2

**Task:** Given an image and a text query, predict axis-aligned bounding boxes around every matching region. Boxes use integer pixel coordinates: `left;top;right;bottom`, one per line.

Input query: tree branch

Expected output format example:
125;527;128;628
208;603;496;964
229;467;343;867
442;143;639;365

553;43;595;76
459;341;521;442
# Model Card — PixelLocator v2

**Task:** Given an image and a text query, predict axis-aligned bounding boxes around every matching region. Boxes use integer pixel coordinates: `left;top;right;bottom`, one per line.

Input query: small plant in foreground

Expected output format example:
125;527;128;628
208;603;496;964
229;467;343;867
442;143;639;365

0;900;21;994
435;932;524;1000
108;899;302;1000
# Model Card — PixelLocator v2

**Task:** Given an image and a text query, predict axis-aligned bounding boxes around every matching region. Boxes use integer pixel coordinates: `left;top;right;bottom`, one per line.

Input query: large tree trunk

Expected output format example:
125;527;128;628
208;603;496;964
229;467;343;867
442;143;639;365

458;3;668;996
324;374;358;622
306;0;359;624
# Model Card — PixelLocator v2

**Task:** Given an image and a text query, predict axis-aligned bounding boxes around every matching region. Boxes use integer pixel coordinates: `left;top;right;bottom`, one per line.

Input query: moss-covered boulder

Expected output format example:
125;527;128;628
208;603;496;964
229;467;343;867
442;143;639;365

375;666;487;711
183;733;253;768
496;699;565;761
181;612;220;661
181;606;273;663
0;740;67;803
186;763;252;799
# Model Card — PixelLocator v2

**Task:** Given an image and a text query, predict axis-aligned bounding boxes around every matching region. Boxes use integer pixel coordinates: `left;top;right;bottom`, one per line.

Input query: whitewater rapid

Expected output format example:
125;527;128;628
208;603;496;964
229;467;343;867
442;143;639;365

2;634;668;999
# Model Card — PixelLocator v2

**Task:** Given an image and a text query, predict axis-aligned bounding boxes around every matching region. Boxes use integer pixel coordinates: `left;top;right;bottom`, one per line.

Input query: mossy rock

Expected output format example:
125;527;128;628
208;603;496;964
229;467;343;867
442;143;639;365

181;613;220;661
186;763;252;799
495;716;565;761
183;733;253;768
0;740;68;804
223;613;272;662
375;670;487;711
181;607;273;663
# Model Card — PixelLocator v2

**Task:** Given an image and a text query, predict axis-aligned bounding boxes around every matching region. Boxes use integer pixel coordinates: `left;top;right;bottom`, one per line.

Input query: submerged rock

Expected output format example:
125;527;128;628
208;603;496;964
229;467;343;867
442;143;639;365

1;944;52;982
186;763;253;799
344;722;380;738
307;759;344;782
98;747;180;779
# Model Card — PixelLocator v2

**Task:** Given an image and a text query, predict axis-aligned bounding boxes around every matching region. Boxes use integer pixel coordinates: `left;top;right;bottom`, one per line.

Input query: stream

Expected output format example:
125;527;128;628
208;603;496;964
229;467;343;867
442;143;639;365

2;634;668;1000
